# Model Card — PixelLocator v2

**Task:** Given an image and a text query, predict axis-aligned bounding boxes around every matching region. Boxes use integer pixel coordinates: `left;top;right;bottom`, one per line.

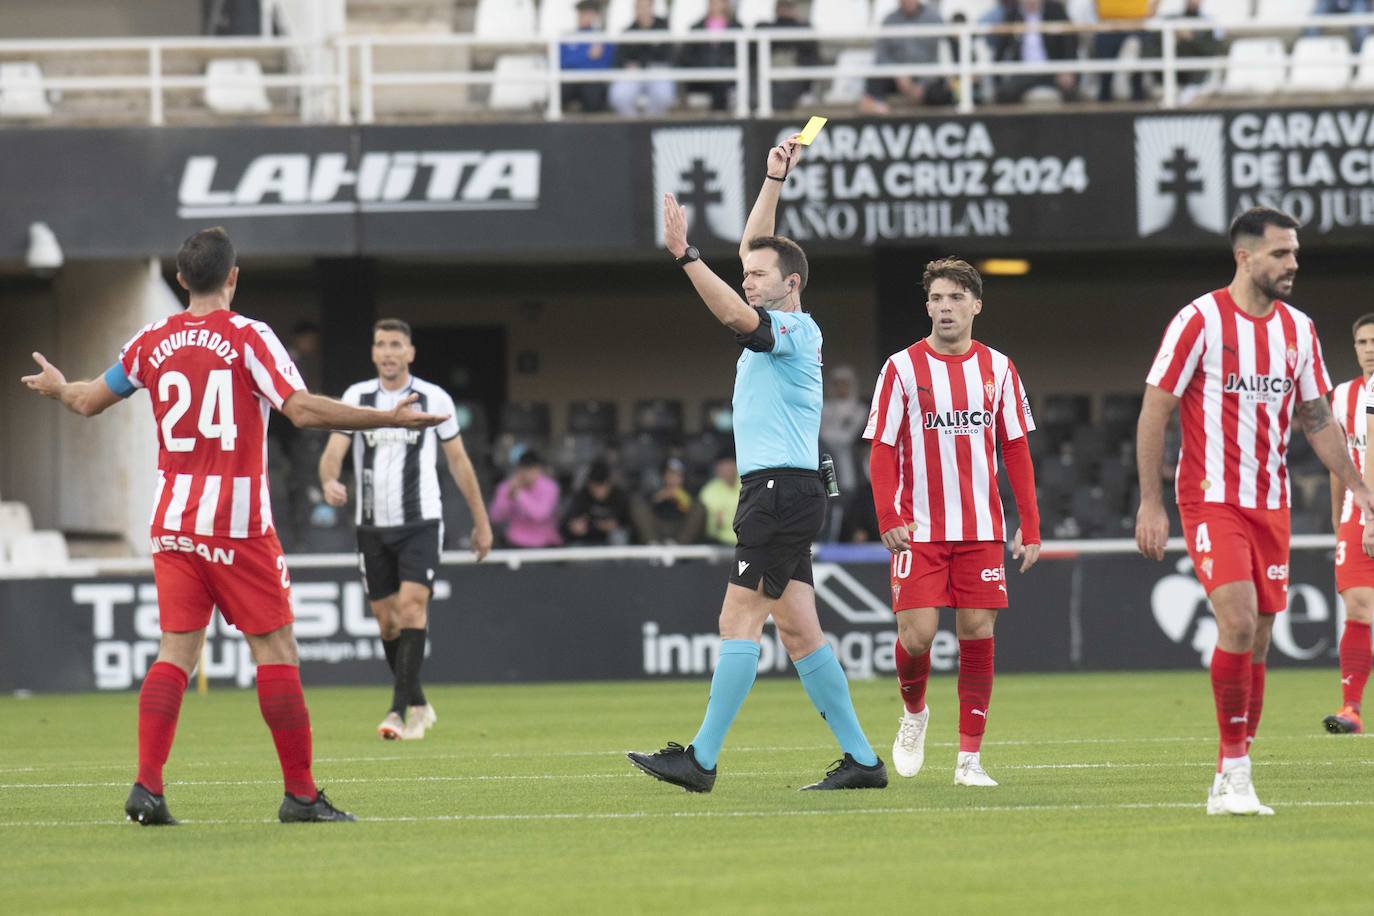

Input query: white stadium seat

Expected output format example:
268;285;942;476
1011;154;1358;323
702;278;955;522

1356;34;1374;88
811;0;872;34
1223;37;1287;94
540;0;579;37
1202;0;1254;27
669;0;708;34
1287;35;1352;90
490;54;549;109
735;0;776;27
474;0;537;38
0;62;53;118
824;47;876;103
6;531;69;569
605;0;669;32
1254;0;1309;25
0;502;34;540
871;0;899;24
203;59;271;114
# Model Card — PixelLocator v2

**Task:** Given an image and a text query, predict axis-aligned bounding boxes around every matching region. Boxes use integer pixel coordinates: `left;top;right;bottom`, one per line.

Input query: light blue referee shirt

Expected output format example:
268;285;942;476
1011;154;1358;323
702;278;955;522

732;308;824;475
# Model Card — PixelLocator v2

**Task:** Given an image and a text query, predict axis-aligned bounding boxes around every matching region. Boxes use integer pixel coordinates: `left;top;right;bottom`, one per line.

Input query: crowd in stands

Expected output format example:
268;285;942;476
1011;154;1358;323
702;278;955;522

545;0;1374;113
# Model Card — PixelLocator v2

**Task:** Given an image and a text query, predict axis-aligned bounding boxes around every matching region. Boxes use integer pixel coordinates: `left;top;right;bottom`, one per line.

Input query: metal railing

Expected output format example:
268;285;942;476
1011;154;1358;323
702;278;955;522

1;14;1372;126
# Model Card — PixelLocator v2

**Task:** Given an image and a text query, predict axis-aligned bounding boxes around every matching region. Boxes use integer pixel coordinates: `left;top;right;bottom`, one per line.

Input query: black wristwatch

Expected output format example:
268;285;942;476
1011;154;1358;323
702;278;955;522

675;246;700;267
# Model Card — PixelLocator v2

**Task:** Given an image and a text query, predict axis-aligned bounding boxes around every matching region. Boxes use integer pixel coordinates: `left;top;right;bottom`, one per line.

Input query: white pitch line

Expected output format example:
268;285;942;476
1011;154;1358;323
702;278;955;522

5;759;1372;790
2;733;1369;775
2;799;1372;829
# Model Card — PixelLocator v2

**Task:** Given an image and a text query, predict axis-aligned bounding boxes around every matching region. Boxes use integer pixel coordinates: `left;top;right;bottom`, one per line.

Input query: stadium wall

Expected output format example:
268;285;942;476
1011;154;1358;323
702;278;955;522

0;1;201;38
0;543;1346;692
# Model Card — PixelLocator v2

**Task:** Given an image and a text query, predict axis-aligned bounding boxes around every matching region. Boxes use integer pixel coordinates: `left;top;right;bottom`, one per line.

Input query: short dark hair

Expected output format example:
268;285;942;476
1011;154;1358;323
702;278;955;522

746;235;809;292
1353;313;1374;336
1229;207;1300;247
176;227;236;294
516;449;543;468
587;460;611;483
373;318;412;340
922;257;983;300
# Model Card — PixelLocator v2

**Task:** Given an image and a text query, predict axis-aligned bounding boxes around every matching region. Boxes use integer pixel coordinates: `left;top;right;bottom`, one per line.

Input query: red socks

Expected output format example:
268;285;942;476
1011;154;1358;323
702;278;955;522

1211;647;1252;760
1340;621;1372;712
136;661;188;795
957;638;995;753
256;664;317;800
1246;662;1266;747
894;639;931;714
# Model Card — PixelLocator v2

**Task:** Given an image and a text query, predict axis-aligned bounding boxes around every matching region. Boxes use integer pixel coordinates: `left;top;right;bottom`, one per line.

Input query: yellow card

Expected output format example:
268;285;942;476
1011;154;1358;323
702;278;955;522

796;116;828;146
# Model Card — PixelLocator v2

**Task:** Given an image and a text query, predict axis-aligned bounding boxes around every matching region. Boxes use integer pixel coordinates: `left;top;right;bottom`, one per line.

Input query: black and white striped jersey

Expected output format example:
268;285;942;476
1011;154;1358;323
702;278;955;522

340;375;460;528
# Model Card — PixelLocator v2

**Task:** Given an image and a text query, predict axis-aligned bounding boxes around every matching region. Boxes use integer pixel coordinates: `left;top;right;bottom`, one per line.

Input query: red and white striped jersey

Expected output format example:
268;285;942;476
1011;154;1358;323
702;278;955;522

114;310;305;538
1146;288;1330;510
1333;375;1367;524
863;339;1034;543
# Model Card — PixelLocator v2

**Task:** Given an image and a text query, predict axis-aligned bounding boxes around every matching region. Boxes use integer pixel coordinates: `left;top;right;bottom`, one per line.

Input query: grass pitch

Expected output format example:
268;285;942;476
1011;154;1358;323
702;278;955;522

2;669;1371;915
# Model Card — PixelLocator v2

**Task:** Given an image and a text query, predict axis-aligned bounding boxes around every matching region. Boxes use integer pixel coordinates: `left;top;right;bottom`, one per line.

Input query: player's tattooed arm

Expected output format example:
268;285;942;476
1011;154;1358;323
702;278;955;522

1303;396;1370;505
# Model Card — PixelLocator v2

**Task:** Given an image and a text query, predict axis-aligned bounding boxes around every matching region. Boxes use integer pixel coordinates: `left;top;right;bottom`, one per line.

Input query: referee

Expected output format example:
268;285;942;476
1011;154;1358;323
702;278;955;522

628;138;886;792
318;319;493;741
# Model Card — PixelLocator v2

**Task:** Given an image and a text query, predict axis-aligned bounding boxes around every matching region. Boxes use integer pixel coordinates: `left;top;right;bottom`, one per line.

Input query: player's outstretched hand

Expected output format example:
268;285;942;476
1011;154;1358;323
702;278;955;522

389;393;450;429
663;193;689;259
472;522;493;562
1135;500;1169;561
322;480;348;508
768;138;802;178
1010;528;1040;573
880;523;911;555
21;352;67;399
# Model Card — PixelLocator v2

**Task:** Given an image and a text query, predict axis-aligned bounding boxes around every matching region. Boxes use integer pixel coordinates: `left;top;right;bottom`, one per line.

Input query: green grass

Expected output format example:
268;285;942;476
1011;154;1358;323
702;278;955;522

2;670;1372;915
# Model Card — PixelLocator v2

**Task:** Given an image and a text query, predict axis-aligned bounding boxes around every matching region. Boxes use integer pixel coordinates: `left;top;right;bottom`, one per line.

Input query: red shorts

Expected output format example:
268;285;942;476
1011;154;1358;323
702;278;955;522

1336;517;1374;593
150;529;294;635
889;540;1008;612
1179;503;1289;614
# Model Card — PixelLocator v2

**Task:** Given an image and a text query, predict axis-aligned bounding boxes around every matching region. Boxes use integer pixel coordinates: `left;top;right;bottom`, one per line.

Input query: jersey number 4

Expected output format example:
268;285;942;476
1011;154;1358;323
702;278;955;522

159;369;239;452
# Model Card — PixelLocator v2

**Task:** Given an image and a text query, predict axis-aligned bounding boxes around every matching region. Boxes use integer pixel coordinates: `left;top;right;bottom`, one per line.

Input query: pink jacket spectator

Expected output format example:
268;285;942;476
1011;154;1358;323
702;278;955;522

490;474;563;548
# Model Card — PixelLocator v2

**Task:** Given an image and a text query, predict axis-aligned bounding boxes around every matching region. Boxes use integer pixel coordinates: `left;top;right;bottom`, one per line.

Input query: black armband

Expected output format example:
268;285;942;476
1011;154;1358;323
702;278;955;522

734;307;775;353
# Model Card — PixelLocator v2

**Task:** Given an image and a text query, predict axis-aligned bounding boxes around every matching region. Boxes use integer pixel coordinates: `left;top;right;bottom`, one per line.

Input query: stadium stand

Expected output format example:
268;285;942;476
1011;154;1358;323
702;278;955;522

1286;34;1353;88
203;57;272;113
0;62;53;118
1222;36;1287;92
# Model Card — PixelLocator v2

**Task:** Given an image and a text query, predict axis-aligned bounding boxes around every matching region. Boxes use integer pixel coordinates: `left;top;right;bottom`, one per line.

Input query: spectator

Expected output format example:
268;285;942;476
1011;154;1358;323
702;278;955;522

1092;0;1157;102
991;0;1079;103
679;0;743;112
820;365;867;493
981;0;1019;24
288;320;323;392
756;0;821;111
1171;0;1222;101
632;456;703;544
839;483;880;543
860;0;955;114
609;0;676;116
490;451;562;548
561;460;633;546
1307;0;1371;50
698;452;741;545
560;0;615;113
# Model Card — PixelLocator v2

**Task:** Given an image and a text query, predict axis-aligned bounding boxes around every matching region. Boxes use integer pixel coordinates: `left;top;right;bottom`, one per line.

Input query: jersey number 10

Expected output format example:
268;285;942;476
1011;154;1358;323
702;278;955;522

158;369;239;452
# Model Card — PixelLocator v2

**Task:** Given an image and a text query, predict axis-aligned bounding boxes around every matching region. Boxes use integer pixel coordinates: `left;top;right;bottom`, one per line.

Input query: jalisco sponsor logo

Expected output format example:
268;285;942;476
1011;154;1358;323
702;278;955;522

770;121;1089;244
1134;109;1374;237
923;409;995;432
177;151;541;219
74;579;448;690
1223;373;1294;402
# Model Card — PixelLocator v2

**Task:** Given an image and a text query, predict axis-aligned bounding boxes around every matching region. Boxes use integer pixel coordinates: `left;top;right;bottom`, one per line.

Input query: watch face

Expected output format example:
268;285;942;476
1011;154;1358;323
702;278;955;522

686;247;699;259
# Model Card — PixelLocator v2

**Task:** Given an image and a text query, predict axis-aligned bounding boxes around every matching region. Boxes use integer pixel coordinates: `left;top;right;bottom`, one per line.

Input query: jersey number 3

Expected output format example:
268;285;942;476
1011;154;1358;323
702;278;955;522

159;369;239;452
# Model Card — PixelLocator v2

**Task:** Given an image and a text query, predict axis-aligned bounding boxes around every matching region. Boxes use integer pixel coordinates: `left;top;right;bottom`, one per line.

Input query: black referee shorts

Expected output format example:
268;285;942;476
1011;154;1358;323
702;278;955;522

729;469;827;600
356;521;441;601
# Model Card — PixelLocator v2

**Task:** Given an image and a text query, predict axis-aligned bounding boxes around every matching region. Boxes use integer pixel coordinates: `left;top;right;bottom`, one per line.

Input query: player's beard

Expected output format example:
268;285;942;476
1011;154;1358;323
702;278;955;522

1255;271;1295;302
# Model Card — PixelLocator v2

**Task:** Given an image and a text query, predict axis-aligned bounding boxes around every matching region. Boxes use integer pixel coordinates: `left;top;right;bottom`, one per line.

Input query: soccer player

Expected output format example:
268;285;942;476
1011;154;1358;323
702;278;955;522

1136;208;1374;816
1324;313;1374;734
627;138;887;792
317;318;493;741
864;258;1040;788
21;228;450;826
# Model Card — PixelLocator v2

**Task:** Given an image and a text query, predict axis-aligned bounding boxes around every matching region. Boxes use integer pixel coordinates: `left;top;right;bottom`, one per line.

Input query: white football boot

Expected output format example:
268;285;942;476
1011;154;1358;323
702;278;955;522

953;751;998;787
892;707;930;778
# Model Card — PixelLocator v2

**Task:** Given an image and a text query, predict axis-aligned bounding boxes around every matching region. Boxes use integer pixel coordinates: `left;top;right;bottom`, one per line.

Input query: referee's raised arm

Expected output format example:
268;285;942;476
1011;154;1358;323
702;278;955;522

662;138;802;336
